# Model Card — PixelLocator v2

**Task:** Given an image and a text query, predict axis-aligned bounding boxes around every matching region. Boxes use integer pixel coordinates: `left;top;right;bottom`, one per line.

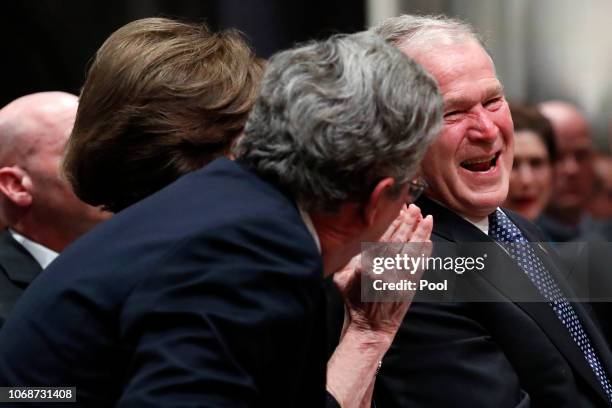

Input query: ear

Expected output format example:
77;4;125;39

362;177;400;226
226;132;245;161
0;166;33;207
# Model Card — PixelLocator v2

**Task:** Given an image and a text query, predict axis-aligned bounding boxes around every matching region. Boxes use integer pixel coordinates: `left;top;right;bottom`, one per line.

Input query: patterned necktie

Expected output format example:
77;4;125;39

489;209;612;402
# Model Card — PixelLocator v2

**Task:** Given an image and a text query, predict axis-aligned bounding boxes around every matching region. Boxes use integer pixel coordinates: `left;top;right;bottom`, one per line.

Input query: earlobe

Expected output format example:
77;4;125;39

0;167;33;207
363;177;397;226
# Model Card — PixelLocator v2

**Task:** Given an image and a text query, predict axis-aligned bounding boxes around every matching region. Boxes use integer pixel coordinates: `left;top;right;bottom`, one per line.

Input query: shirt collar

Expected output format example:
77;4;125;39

298;205;321;254
460;213;490;236
8;229;59;269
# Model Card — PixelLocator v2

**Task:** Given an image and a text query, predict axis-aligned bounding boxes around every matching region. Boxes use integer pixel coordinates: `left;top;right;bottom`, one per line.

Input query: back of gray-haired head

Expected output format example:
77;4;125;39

371;14;483;55
235;31;443;213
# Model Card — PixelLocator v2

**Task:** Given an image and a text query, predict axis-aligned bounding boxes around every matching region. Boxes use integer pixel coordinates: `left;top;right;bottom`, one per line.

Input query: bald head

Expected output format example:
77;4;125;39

0;92;109;251
0;92;78;165
538;101;594;224
539;101;591;145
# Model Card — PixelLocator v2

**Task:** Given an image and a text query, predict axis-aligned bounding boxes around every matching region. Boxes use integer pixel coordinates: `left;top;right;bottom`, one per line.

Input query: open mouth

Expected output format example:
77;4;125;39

460;152;500;172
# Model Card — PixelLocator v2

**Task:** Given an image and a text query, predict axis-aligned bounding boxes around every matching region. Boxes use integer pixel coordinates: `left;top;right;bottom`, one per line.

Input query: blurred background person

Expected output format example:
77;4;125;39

0;92;109;326
585;153;612;342
539;101;612;346
538;100;604;242
588;154;612;223
504;102;557;221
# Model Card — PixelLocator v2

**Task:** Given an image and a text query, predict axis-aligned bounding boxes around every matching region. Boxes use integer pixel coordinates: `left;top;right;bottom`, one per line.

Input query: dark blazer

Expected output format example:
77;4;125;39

0;158;329;407
0;229;42;326
374;197;612;408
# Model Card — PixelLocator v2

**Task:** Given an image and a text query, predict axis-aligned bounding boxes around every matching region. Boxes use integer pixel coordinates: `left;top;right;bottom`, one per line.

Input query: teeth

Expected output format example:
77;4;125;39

462;155;495;165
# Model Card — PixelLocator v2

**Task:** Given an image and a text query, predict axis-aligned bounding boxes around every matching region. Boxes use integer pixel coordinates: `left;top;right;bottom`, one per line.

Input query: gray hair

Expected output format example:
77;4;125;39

371;14;483;55
235;31;443;212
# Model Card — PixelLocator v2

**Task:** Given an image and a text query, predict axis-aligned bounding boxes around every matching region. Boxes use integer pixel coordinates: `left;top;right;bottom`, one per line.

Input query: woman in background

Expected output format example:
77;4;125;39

504;103;557;221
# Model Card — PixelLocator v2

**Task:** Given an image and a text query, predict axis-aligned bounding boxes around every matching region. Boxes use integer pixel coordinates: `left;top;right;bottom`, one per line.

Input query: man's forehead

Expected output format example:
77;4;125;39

554;117;592;147
557;134;592;151
408;41;499;88
441;79;504;110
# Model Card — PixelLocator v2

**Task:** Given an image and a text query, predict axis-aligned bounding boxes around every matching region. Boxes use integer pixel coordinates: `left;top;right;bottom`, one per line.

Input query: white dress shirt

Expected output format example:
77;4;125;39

9;229;59;269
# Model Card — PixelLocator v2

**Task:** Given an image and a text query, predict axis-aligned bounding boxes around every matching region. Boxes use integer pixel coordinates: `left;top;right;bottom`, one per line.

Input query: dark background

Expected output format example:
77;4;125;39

0;0;365;107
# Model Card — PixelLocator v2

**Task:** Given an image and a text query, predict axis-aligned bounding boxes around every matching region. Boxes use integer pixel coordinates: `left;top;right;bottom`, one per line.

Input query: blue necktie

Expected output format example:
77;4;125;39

489;209;612;402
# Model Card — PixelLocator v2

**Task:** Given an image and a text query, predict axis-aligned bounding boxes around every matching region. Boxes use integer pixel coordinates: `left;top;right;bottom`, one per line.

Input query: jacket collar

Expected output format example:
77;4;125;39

0;229;42;286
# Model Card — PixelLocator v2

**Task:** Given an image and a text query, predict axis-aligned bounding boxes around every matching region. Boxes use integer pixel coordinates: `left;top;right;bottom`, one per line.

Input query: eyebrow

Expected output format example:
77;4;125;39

444;84;505;110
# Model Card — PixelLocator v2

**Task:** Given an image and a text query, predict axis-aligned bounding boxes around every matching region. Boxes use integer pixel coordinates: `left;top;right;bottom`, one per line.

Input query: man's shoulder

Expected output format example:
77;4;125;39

50;158;320;290
127;158;303;231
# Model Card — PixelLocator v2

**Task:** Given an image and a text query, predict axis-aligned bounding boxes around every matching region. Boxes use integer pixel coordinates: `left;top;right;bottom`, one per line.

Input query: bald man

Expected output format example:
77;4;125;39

0;92;109;325
538;101;601;241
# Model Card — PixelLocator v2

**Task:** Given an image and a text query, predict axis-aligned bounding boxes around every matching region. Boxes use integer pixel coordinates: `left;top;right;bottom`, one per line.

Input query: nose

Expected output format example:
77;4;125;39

516;163;535;186
467;105;497;142
557;154;579;176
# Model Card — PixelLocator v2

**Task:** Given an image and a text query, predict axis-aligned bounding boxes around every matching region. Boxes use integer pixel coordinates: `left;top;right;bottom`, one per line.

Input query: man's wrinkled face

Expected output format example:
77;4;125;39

402;40;514;219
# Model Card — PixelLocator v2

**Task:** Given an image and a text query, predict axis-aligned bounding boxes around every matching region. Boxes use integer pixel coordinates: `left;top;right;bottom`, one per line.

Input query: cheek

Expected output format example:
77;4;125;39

495;112;514;148
495;103;514;131
423;130;460;172
536;168;553;188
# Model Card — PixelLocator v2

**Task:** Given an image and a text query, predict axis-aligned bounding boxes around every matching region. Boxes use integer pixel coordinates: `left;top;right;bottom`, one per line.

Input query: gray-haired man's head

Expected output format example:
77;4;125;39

372;15;515;221
372;14;484;59
235;31;443;213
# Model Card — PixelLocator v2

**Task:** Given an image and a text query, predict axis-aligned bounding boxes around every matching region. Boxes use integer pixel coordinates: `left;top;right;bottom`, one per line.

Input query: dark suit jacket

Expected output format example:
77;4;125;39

0;158;329;407
373;197;612;408
0;229;42;327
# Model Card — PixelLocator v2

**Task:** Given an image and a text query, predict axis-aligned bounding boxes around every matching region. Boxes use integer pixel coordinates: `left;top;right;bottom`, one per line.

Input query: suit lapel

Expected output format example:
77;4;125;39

417;197;610;402
0;229;42;287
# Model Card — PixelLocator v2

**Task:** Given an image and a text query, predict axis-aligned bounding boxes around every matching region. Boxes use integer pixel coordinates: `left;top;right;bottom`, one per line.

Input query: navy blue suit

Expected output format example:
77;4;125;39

0;158;328;407
373;197;612;407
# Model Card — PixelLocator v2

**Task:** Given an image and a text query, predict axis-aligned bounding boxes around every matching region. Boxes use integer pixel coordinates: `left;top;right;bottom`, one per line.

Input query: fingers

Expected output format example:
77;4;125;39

378;216;401;242
384;204;418;243
378;204;433;246
409;214;433;263
409;214;433;243
379;213;403;242
389;208;415;243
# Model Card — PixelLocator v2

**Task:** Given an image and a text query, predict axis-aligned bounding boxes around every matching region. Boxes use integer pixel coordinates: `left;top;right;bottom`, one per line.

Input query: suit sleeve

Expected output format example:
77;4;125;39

115;218;325;407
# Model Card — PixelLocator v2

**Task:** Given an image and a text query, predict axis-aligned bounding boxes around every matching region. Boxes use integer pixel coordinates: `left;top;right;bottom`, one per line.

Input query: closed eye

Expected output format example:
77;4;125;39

444;109;463;119
484;97;503;110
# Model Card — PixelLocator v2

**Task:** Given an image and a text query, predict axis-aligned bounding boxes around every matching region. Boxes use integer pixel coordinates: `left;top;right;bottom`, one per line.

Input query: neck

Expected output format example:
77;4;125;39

309;210;362;277
461;213;488;224
11;220;72;252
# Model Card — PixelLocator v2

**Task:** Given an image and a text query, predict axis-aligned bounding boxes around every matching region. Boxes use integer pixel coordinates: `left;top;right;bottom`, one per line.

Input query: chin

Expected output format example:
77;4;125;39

524;208;540;221
465;189;508;217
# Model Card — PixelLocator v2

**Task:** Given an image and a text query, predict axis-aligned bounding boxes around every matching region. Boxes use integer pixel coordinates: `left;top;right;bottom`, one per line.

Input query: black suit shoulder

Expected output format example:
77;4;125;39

0;229;41;326
373;197;610;408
